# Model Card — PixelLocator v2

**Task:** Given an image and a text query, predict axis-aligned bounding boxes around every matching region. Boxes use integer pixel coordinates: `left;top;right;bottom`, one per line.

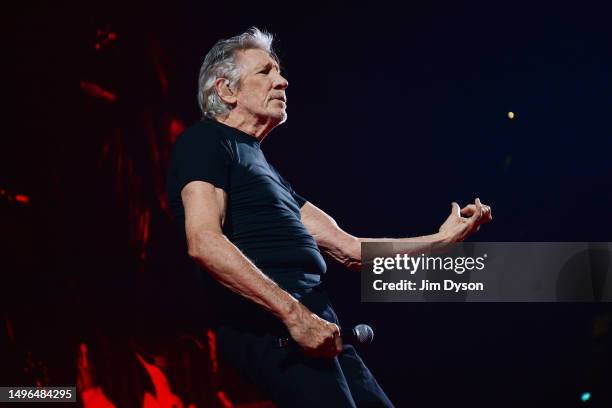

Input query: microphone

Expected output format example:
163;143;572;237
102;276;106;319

275;324;374;348
351;324;374;345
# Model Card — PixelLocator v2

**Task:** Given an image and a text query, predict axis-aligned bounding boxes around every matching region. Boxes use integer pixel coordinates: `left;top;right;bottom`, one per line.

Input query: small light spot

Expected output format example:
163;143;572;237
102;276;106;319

581;392;591;402
14;194;30;205
508;111;515;119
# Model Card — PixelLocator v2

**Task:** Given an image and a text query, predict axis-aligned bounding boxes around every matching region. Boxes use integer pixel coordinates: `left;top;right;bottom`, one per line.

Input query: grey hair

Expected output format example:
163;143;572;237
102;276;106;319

197;27;279;119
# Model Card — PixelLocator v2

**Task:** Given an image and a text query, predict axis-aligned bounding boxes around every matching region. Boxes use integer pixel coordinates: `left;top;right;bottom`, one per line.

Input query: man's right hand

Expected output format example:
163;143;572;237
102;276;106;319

283;302;343;359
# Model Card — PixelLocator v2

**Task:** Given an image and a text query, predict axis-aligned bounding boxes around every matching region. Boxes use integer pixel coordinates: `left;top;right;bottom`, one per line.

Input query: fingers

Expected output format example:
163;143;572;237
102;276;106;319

469;198;493;224
303;321;342;359
324;323;342;357
330;322;341;338
333;334;343;356
451;202;461;217
468;198;483;222
444;198;492;241
475;198;492;223
482;204;492;222
460;204;477;216
455;198;493;225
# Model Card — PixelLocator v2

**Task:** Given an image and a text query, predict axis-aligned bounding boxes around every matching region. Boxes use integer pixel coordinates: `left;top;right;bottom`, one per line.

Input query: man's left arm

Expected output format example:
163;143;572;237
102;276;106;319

300;199;492;271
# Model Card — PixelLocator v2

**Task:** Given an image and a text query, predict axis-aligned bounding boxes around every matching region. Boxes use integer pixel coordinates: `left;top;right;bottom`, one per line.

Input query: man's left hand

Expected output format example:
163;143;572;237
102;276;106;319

438;198;493;242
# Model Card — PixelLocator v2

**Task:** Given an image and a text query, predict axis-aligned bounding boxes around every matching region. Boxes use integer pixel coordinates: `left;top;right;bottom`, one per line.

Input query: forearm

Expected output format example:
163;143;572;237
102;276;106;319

334;231;454;271
188;231;301;324
359;231;455;258
304;200;491;272
303;202;455;271
314;226;454;272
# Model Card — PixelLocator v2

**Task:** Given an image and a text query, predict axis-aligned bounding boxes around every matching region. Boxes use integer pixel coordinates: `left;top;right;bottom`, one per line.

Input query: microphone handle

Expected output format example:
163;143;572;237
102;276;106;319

274;327;358;348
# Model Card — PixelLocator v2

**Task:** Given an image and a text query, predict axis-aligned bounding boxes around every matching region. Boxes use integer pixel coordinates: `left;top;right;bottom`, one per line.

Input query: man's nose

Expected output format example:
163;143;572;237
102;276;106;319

274;74;288;89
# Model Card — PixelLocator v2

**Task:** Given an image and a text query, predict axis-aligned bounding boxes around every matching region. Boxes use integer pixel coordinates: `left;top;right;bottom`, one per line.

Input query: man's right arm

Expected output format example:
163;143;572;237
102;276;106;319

182;180;342;358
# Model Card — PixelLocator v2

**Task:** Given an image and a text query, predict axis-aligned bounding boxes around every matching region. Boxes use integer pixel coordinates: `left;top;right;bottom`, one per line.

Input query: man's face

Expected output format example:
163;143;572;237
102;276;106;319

233;48;289;125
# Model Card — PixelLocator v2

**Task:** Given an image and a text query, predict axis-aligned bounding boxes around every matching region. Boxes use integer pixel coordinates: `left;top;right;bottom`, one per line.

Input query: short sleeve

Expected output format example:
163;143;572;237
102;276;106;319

268;164;308;208
171;129;233;193
290;190;307;208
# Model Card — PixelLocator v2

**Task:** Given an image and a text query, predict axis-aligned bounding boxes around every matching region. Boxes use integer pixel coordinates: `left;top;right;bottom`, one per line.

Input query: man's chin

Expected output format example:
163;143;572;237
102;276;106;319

258;109;287;128
278;112;288;125
270;110;288;125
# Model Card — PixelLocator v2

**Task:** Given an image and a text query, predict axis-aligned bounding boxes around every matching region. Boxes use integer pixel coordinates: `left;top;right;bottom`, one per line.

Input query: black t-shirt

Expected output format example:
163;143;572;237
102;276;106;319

166;119;326;292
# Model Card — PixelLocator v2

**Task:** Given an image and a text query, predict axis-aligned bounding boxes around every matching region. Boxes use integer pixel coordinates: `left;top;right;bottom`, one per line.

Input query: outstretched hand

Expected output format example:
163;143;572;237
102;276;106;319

438;198;492;242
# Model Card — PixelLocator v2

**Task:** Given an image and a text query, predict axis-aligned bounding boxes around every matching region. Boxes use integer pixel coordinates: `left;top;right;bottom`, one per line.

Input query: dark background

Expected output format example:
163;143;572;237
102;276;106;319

2;1;611;407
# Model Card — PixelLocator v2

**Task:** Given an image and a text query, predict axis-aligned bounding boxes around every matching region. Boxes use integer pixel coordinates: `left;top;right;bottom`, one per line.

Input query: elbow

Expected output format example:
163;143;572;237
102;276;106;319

186;236;202;259
187;246;201;261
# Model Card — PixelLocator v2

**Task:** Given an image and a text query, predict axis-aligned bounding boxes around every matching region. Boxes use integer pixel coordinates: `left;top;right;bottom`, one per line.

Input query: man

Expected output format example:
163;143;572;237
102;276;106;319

166;27;492;408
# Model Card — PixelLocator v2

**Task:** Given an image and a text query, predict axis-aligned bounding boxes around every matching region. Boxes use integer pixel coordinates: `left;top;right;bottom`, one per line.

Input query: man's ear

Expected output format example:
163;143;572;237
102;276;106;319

215;78;237;105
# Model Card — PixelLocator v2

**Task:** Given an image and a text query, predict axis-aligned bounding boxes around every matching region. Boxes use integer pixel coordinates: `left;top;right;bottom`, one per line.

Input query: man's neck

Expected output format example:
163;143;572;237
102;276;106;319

216;112;278;142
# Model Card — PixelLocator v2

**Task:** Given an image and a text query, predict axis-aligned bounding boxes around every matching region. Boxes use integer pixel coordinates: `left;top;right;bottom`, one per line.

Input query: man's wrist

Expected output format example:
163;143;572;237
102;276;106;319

436;230;456;244
279;298;306;328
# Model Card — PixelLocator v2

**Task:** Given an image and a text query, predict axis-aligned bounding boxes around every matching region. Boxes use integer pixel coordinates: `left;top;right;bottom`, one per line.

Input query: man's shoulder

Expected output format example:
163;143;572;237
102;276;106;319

170;120;236;164
175;119;227;147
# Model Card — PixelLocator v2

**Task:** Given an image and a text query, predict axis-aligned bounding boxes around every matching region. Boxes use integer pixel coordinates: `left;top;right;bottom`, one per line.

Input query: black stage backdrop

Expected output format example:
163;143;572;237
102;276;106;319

2;1;611;407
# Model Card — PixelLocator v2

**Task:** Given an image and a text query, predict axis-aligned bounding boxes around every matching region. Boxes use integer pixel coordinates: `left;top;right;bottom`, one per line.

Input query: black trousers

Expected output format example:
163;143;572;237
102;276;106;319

215;285;394;408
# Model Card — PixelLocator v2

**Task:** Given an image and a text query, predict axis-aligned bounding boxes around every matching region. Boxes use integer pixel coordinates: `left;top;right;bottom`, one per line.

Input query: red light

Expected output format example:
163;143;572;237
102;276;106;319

169;118;185;143
136;353;183;407
77;342;117;408
14;194;30;205
80;388;117;408
217;391;234;408
80;81;117;103
95;28;118;50
207;329;219;374
138;210;150;262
